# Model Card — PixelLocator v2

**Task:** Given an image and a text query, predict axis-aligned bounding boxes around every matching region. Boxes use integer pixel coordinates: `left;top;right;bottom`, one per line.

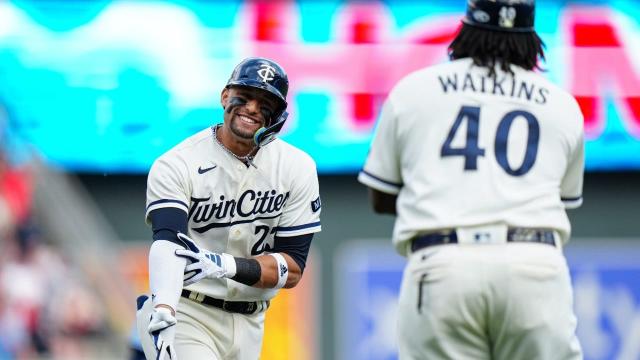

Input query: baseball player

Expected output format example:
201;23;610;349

358;1;584;359
136;57;321;360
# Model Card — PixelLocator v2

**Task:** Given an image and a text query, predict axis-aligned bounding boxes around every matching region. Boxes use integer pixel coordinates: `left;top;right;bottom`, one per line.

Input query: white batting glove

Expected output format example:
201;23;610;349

148;307;178;360
175;232;236;286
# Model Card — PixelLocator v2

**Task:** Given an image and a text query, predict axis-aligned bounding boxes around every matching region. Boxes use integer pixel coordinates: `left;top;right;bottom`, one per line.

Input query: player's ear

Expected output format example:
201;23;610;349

221;88;230;109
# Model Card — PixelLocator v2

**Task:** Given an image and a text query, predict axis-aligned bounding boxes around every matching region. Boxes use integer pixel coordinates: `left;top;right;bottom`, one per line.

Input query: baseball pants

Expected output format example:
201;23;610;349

136;295;266;360
397;242;583;360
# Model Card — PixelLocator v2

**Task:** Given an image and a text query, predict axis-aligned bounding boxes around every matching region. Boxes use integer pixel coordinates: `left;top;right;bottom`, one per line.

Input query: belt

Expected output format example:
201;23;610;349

411;227;556;253
181;290;269;315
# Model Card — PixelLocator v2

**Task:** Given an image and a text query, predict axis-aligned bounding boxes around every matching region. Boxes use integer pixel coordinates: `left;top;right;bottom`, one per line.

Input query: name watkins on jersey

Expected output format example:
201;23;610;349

438;72;549;105
188;189;290;232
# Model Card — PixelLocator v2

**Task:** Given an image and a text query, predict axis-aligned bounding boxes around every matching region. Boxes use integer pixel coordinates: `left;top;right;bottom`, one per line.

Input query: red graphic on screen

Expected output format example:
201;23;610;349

248;2;640;138
567;9;640;137
246;2;459;131
347;4;382;128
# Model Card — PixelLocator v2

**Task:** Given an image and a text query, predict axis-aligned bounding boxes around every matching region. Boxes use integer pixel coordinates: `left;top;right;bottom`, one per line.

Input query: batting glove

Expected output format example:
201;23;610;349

148;307;178;360
175;232;237;287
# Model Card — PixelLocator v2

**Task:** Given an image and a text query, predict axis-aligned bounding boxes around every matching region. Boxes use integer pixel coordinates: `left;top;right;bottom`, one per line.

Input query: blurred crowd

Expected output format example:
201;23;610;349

0;102;106;359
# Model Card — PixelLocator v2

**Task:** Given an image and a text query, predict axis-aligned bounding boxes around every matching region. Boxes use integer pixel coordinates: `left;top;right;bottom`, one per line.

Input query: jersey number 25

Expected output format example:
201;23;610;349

440;105;540;176
252;225;275;255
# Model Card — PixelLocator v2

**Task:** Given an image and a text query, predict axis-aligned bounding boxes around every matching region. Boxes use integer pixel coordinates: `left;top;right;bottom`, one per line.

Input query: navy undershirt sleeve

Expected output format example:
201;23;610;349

272;233;314;272
150;207;313;272
149;207;188;246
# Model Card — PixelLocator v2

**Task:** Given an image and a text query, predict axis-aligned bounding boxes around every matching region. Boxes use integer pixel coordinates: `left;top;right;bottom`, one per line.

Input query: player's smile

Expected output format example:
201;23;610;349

229;109;264;141
236;113;264;127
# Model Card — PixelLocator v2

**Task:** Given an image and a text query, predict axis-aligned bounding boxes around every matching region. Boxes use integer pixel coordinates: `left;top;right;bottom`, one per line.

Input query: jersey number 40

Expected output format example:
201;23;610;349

441;105;540;176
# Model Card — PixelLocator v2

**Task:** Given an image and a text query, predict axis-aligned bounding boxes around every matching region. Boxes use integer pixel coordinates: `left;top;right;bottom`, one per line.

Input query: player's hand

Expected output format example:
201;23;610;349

175;232;235;286
148;307;178;360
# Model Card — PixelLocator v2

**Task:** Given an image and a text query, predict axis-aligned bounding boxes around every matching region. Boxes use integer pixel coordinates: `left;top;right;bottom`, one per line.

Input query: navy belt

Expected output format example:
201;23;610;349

181;290;269;315
411;227;556;252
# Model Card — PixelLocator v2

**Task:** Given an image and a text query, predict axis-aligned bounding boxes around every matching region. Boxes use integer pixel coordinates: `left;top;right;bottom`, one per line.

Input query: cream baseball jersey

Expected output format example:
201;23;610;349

359;58;584;256
146;126;321;301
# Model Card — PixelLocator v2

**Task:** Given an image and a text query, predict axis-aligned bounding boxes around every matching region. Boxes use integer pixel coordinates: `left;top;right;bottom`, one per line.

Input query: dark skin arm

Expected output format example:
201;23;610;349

254;253;301;289
368;188;398;215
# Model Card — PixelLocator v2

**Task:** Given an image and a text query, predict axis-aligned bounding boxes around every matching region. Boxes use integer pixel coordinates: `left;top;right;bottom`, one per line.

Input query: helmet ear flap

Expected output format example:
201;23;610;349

254;111;288;147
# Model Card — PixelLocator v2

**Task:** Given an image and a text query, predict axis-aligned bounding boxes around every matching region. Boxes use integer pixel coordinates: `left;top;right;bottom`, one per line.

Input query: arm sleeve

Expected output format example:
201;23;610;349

275;156;321;237
560;107;585;209
145;155;191;225
145;153;191;309
357;98;403;194
148;240;187;310
272;233;314;272
149;207;188;245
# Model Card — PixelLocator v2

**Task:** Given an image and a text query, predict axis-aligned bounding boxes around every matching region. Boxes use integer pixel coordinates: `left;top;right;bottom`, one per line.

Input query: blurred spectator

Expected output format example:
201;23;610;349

0;220;108;359
0;98;107;358
0;99;33;237
0;152;32;233
0;223;57;358
0;290;28;359
0;161;13;244
0;97;36;358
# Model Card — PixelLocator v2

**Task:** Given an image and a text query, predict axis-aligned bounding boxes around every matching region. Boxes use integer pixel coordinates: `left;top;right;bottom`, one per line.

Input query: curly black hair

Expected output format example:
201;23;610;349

448;23;546;76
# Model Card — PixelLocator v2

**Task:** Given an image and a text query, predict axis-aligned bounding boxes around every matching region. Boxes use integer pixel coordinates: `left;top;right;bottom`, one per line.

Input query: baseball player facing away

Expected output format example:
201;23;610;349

136;57;321;360
358;1;584;359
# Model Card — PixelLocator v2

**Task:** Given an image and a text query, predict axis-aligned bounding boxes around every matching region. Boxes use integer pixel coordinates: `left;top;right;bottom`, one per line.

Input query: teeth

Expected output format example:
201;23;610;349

239;115;258;124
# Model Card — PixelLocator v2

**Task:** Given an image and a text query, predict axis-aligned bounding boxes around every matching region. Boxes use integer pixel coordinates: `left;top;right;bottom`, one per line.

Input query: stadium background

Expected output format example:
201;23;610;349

0;0;638;359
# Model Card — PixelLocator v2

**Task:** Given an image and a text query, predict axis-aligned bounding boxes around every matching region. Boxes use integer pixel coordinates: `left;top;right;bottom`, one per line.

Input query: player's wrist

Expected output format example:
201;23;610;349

230;257;262;286
153;304;176;317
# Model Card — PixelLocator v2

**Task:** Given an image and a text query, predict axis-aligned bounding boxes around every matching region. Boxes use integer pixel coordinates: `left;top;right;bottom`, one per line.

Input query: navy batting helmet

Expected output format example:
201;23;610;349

463;0;535;33
226;57;290;147
226;57;288;115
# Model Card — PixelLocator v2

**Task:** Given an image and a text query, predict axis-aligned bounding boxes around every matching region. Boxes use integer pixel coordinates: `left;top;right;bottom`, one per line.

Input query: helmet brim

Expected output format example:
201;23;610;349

226;81;287;109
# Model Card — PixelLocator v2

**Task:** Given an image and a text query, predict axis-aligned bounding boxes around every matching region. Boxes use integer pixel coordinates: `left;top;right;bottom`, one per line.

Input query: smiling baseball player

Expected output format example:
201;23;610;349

136;57;321;360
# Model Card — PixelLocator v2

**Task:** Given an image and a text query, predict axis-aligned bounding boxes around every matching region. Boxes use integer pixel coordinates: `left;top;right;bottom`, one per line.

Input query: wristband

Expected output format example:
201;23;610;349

231;258;261;286
269;253;289;289
221;253;237;278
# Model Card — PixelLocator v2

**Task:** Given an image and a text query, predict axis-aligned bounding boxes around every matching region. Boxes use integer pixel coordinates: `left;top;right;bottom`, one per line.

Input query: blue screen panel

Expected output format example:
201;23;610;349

0;0;639;172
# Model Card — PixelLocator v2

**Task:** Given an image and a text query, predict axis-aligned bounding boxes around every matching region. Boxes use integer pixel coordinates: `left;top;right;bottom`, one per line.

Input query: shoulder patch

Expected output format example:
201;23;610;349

311;196;321;213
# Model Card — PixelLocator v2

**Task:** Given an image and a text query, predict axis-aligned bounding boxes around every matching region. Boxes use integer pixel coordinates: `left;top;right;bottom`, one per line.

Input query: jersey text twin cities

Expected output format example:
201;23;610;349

438;72;549;104
188;190;290;224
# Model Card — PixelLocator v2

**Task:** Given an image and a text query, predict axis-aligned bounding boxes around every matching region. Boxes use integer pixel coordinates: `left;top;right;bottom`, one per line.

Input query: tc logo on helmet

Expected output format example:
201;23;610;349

257;64;276;83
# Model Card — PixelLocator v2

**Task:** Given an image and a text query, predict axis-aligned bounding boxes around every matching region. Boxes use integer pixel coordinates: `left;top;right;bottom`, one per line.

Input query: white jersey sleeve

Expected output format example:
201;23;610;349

560;127;585;209
358;100;403;194
275;154;322;237
145;154;191;224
